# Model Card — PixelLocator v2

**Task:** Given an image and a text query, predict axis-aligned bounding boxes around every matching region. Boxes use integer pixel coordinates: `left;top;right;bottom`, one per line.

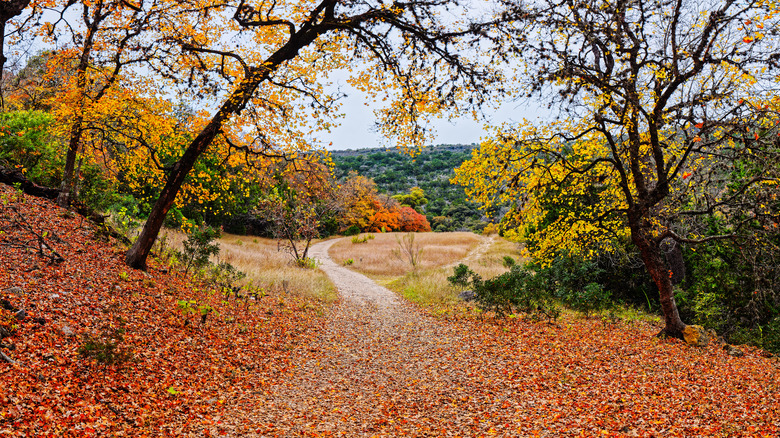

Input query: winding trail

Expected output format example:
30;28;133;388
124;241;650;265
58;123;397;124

221;237;531;437
215;237;780;437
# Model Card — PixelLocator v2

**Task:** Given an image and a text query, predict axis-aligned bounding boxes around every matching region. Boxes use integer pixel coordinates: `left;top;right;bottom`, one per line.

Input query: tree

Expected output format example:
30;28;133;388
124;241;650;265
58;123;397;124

337;173;380;231
0;0;30;78
256;159;337;264
32;0;165;207
393;186;428;212
123;0;501;269
456;0;780;337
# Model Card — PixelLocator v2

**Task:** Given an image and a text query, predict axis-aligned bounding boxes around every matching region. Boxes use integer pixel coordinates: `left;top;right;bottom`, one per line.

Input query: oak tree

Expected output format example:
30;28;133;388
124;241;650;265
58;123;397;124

31;0;165;207
457;0;780;337
125;0;500;269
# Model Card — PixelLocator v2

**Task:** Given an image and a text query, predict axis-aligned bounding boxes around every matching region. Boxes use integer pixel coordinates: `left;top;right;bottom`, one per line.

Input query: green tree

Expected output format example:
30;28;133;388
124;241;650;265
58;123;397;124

457;0;780;338
393;186;428;212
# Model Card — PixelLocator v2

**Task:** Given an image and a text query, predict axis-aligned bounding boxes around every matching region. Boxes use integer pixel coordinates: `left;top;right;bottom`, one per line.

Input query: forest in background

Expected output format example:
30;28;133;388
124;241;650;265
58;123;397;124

332;144;493;232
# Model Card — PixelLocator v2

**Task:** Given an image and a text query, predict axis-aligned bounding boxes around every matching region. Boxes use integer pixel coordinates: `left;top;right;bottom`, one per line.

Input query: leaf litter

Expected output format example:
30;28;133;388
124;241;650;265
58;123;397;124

1;184;779;437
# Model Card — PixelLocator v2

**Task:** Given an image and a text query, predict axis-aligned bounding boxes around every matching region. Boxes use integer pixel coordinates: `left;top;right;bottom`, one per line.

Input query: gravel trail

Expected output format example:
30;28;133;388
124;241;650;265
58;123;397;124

220;238;516;437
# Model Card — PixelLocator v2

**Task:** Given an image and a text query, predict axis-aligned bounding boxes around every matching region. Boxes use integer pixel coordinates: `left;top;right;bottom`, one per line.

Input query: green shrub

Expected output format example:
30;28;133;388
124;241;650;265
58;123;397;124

0;110;63;187
565;282;612;316
502;255;516;268
180;225;221;274
448;263;559;320
344;225;361;236
351;234;374;244
295;257;317;269
78;326;134;366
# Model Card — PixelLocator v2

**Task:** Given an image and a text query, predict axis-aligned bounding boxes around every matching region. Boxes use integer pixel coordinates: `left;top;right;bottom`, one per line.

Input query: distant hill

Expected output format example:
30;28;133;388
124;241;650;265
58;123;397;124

331;144;494;232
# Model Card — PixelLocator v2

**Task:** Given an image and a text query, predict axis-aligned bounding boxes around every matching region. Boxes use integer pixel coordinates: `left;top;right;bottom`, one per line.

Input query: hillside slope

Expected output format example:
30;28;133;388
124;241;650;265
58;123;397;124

332;144;492;231
0;183;324;436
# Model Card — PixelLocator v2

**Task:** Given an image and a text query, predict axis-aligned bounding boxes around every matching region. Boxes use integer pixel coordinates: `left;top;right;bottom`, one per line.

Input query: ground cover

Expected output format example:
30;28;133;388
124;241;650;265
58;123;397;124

0;184;326;436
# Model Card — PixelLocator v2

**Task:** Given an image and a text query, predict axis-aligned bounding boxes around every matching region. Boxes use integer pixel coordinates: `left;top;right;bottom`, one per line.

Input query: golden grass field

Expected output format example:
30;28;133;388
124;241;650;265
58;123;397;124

327;232;483;279
328;231;524;310
159;228;523;311
160;230;337;303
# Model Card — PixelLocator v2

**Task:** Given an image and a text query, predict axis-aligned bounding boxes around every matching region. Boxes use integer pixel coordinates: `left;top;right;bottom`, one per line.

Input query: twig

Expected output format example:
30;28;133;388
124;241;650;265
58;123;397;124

0;350;17;365
99;399;134;425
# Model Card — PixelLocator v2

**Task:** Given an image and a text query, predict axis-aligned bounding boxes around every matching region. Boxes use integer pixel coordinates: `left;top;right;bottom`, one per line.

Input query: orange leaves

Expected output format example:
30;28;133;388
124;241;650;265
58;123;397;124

0;184;324;437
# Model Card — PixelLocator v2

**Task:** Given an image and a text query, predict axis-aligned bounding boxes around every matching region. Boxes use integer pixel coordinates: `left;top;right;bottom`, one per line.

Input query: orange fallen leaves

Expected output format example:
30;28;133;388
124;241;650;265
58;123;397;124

2;184;779;437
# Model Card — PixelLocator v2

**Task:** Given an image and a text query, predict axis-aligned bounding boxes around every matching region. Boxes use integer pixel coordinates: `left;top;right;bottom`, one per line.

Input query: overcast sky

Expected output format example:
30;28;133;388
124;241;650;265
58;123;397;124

313;84;548;151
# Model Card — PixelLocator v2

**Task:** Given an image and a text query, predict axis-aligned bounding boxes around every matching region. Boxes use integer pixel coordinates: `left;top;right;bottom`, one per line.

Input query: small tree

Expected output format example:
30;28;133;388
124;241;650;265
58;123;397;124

181;225;221;274
257;163;337;266
392;232;424;268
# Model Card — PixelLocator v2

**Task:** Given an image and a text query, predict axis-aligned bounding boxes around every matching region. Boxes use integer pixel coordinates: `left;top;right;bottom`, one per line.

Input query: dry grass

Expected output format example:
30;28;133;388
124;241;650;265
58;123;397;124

388;236;524;312
159;230;337;303
327;232;483;279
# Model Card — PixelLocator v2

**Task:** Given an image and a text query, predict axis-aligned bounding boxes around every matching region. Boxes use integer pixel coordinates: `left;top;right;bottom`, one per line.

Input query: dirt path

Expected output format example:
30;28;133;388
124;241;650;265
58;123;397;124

219;238;528;437
215;238;780;437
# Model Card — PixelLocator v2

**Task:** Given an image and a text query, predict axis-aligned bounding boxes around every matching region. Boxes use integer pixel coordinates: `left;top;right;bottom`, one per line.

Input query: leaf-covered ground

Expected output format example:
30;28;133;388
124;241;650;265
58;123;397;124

2;184;779;437
0;185;326;436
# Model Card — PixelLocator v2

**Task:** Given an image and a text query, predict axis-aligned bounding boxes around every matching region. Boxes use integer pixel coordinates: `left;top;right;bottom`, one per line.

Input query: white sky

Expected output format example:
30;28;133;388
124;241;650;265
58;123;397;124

314;85;547;151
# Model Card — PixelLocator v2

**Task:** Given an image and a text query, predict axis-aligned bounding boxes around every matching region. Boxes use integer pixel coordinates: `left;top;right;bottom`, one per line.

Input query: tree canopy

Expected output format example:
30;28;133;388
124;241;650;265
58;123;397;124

455;0;780;337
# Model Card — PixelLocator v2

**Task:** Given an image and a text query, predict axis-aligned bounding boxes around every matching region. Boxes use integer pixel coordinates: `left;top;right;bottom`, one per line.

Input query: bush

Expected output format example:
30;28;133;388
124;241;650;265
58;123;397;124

78;326;134;366
295;257;317;269
482;223;498;236
448;263;559;320
0;110;63;187
565;282;612;316
502;255;516;268
344;225;361;236
180;225;221;274
679;231;780;353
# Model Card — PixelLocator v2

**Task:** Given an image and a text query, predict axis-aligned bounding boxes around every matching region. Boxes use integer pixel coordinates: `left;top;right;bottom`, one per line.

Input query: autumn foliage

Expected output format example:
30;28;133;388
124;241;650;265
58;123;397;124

337;174;430;233
0;184;325;436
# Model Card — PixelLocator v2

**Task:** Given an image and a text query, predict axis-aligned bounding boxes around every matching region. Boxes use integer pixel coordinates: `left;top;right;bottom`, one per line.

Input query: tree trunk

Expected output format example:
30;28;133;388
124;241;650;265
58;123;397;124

0;0;32;79
631;225;687;338
125;121;222;269
1;20;7;110
124;26;324;269
57;120;82;207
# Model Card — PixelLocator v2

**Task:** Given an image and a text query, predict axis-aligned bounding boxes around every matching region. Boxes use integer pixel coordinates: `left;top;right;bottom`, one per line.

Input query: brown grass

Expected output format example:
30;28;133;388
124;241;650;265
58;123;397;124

387;235;524;312
159;230;337;303
327;232;482;279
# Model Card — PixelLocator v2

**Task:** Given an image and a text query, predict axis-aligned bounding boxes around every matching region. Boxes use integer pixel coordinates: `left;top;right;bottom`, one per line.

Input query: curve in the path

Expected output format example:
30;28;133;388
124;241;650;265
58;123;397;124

308;238;400;308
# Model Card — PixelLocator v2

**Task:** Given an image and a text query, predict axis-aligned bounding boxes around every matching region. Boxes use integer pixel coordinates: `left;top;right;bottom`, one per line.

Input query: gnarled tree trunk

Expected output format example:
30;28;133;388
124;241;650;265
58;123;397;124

630;221;687;338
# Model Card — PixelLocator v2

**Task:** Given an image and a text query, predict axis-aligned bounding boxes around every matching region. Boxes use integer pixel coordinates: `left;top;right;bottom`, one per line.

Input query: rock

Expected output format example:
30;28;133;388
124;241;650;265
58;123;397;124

458;290;476;301
14;309;27;321
59;325;75;337
723;344;744;357
683;325;709;347
5;286;23;296
0;299;16;312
